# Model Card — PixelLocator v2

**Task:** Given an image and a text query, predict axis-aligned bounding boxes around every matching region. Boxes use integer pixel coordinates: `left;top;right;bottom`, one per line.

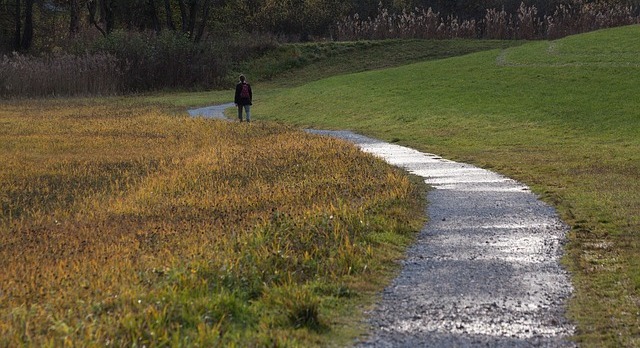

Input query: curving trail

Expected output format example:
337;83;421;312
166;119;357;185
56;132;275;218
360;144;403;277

308;130;575;347
189;105;575;347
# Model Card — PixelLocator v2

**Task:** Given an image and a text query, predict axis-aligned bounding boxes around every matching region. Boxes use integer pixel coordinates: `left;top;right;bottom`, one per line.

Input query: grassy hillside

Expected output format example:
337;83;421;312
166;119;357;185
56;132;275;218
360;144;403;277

147;39;523;109
257;25;640;347
239;39;522;88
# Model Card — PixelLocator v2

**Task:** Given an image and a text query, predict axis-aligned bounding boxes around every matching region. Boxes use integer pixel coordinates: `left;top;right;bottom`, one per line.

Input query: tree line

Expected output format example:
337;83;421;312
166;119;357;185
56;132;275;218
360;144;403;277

1;0;346;53
1;0;638;97
2;0;638;53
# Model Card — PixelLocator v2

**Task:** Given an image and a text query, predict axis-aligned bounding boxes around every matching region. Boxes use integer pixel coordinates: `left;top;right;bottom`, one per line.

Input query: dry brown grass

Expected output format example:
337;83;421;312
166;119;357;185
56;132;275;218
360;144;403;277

0;99;424;346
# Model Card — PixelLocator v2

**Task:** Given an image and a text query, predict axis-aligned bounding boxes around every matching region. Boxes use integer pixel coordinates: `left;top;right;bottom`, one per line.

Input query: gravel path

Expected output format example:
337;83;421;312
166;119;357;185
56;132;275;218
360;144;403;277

307;130;575;347
188;105;575;347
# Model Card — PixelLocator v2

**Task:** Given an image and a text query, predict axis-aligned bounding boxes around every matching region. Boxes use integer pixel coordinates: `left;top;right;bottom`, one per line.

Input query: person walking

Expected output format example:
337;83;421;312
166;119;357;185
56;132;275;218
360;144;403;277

234;74;253;122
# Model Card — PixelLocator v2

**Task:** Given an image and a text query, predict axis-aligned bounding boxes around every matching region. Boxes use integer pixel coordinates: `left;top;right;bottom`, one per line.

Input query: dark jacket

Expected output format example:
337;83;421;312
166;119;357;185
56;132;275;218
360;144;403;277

235;82;252;106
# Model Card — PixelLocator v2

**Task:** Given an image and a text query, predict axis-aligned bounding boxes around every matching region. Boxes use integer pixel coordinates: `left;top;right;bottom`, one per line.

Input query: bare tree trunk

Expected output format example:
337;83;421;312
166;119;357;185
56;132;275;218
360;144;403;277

187;0;198;38
101;0;114;35
163;0;176;30
148;0;161;32
177;0;188;33
194;0;212;42
21;0;34;50
88;0;107;37
13;0;21;51
70;0;81;35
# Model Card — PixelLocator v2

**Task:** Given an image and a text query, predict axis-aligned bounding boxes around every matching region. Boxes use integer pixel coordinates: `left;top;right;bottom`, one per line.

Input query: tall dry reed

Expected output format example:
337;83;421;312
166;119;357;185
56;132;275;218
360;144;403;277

1;31;280;98
544;0;639;39
0;52;122;98
336;0;640;41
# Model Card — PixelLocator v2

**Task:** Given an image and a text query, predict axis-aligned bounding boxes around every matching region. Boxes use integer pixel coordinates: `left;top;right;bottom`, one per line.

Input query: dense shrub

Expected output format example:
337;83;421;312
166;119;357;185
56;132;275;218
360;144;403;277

0;52;121;98
0;31;279;98
91;30;228;92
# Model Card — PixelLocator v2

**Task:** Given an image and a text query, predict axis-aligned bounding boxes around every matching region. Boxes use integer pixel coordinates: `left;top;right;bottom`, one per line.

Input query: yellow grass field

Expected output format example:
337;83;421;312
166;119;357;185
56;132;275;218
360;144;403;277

0;99;424;346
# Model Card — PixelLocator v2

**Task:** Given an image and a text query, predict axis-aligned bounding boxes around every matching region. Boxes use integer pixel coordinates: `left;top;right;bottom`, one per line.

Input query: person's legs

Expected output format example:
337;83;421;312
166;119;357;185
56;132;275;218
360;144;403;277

244;105;251;122
237;105;243;121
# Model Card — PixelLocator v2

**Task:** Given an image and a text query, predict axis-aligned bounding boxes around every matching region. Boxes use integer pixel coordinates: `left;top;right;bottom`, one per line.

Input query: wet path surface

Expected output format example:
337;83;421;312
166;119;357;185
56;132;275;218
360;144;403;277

307;130;575;347
188;105;575;346
188;103;235;120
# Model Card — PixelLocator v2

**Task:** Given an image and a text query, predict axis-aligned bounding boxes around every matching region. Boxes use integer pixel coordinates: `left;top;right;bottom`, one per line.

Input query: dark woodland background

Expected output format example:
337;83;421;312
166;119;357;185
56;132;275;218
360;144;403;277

1;0;638;95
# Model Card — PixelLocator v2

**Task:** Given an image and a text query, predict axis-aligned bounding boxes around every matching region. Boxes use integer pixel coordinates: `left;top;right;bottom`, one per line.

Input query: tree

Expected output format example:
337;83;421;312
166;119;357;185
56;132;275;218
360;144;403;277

3;0;35;51
147;0;160;32
87;0;115;37
193;0;213;42
20;0;33;50
174;0;217;41
163;0;176;30
13;0;20;50
70;0;81;35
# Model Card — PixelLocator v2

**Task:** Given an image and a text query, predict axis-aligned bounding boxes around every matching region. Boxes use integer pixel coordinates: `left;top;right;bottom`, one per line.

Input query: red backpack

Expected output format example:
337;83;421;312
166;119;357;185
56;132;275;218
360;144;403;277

240;83;250;98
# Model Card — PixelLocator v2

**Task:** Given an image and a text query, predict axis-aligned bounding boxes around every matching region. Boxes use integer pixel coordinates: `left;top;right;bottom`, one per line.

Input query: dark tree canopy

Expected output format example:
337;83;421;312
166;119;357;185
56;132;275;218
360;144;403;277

0;0;638;53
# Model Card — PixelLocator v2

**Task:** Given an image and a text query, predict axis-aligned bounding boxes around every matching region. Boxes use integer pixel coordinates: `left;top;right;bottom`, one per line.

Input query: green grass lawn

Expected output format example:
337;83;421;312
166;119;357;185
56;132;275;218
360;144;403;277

146;39;522;109
251;25;640;347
